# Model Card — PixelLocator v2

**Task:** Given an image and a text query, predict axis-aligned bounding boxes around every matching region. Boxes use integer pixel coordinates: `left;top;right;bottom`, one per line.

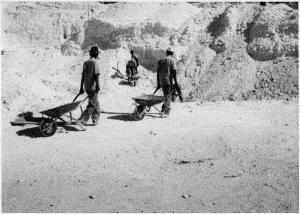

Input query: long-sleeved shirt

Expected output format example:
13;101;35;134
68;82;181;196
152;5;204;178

82;58;100;92
157;55;177;86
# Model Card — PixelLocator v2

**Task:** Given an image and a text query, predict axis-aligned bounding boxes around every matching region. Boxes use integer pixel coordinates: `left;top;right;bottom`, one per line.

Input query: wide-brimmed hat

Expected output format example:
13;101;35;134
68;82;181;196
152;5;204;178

88;46;100;54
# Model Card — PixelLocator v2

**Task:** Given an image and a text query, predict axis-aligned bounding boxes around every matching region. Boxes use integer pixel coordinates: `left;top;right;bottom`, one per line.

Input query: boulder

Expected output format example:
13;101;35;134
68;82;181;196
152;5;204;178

246;4;298;61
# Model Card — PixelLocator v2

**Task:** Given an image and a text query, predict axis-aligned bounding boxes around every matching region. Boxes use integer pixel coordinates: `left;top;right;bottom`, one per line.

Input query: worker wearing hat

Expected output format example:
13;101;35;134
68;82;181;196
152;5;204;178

156;47;177;117
126;50;139;77
78;46;101;125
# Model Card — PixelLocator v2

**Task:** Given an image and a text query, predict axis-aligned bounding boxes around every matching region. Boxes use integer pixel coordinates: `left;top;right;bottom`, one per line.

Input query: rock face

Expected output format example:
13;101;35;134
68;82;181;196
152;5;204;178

246;4;298;61
209;7;241;53
1;2;298;117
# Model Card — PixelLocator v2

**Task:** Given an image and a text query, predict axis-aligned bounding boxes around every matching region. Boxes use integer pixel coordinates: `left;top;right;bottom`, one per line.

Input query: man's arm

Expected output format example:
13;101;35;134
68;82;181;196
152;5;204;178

95;74;100;92
79;75;85;94
133;54;139;66
172;70;178;85
94;61;100;92
171;59;178;85
156;61;161;89
79;64;85;94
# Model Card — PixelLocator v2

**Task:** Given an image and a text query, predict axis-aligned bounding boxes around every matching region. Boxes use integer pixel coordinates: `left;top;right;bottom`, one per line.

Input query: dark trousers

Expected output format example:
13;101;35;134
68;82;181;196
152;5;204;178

161;84;171;114
81;91;100;123
126;66;137;76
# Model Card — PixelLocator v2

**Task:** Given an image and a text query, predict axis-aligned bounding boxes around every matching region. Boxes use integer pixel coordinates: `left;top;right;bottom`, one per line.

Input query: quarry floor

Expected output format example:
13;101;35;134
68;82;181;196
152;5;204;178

2;99;299;213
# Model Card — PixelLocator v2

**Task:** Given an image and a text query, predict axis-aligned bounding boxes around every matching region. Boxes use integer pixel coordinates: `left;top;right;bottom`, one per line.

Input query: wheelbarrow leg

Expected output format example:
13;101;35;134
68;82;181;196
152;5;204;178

63;114;86;131
75;120;86;131
153;105;166;118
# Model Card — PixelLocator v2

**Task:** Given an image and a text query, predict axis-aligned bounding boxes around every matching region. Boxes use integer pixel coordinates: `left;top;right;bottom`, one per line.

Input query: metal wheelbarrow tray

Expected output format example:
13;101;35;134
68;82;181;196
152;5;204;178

131;94;166;120
38;100;86;137
11;93;92;137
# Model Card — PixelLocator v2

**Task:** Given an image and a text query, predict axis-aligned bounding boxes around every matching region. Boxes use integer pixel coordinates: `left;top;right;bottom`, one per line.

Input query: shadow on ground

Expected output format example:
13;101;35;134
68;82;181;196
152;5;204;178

107;114;136;121
103;111;161;121
110;72;125;80
16;124;82;138
119;80;132;86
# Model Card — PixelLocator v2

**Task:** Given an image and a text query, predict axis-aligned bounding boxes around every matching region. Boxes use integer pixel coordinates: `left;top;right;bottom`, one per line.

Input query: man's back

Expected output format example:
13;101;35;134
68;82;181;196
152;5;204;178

82;58;100;92
131;54;139;66
157;56;176;86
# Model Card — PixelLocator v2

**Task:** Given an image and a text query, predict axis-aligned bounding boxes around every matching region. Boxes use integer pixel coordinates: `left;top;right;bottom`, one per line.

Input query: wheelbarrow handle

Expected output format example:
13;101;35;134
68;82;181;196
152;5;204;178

69;90;97;122
82;90;98;103
72;93;82;102
153;87;175;96
153;87;160;94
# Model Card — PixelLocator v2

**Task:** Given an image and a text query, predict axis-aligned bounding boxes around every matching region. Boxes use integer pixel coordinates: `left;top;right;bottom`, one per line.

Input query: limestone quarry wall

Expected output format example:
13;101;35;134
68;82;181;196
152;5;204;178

1;1;298;115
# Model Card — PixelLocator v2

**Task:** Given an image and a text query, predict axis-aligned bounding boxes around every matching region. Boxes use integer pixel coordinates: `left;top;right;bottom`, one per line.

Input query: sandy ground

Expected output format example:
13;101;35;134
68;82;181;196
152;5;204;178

2;99;298;213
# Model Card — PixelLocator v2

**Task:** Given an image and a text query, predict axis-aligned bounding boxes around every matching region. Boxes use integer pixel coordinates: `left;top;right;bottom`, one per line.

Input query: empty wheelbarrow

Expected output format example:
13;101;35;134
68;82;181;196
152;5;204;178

38;91;99;136
131;94;166;120
12;92;96;137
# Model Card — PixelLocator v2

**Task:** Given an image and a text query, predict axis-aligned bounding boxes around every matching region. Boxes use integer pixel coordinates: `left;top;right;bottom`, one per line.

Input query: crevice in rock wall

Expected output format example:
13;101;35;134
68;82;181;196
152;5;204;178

130;45;166;72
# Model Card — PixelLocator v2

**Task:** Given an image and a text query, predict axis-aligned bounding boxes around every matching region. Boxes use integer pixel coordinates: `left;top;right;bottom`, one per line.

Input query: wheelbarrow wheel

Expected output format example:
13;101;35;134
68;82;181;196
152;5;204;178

40;119;57;137
133;105;145;120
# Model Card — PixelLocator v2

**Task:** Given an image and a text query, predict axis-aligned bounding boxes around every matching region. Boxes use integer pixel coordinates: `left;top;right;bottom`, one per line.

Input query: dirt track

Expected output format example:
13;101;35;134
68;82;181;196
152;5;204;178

2;100;298;213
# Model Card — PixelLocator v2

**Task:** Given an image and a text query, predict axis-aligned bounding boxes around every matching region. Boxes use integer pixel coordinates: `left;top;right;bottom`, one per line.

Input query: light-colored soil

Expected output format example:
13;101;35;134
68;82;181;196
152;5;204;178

1;2;299;213
2;100;298;213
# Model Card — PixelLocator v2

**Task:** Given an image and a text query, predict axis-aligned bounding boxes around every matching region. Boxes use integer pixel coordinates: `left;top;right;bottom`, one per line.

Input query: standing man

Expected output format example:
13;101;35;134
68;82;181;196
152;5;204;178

78;46;101;126
129;50;139;75
156;47;177;117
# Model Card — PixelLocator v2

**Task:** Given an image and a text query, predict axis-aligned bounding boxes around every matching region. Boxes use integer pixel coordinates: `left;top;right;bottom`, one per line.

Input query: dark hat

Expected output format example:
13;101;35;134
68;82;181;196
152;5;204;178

88;46;100;54
166;47;174;54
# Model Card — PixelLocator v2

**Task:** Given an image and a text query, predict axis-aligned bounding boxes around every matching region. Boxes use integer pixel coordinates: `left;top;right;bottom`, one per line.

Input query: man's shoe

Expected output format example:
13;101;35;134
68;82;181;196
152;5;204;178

161;113;169;118
92;121;98;126
78;119;88;126
161;112;170;118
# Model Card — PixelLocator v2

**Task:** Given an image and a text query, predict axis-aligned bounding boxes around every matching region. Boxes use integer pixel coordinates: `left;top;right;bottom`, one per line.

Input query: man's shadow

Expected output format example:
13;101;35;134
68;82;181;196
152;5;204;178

110;71;132;86
118;80;131;86
110;72;125;80
101;111;135;121
107;114;136;121
16;125;81;138
102;111;161;121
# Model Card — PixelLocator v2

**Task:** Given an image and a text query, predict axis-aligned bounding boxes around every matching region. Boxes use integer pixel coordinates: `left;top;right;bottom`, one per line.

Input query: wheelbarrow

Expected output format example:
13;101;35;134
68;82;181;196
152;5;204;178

128;75;140;86
131;87;177;120
131;94;166;120
112;66;140;86
12;92;95;137
38;92;99;136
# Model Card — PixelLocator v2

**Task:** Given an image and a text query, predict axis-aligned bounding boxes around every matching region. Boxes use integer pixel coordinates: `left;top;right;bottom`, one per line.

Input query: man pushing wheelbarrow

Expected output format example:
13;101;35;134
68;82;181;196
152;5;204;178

155;47;178;118
131;47;178;120
78;46;101;126
126;50;140;86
